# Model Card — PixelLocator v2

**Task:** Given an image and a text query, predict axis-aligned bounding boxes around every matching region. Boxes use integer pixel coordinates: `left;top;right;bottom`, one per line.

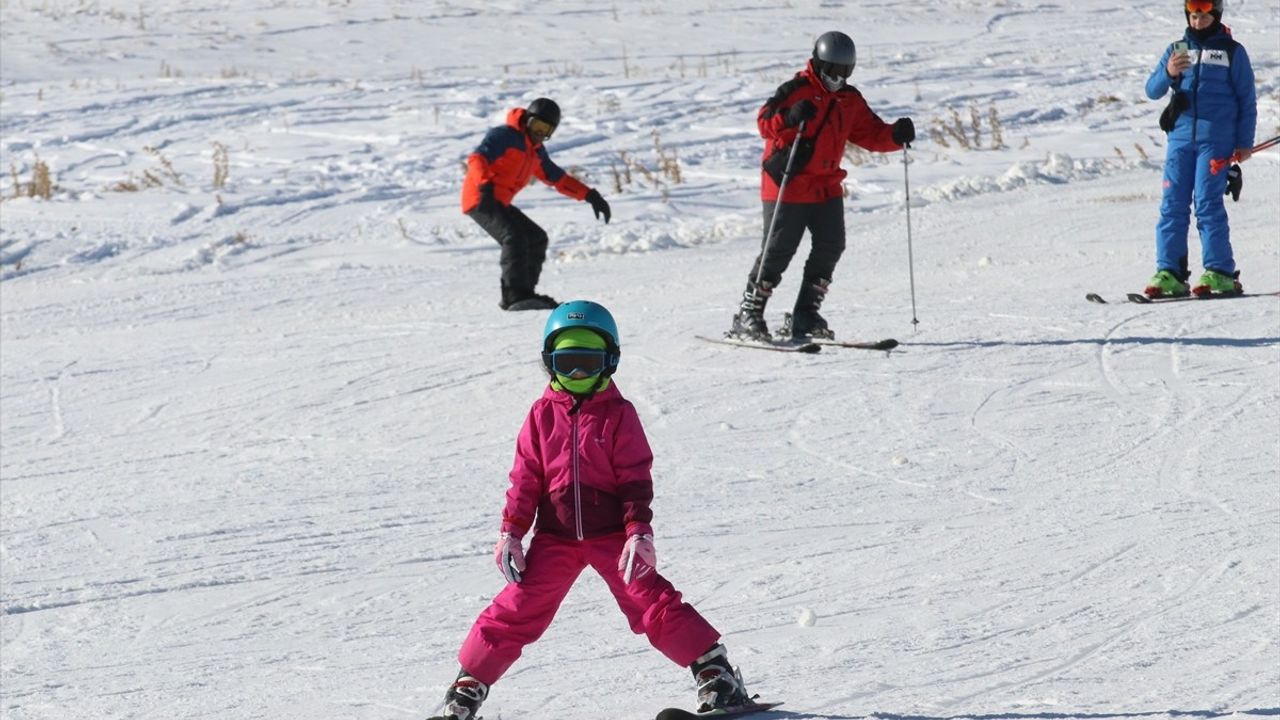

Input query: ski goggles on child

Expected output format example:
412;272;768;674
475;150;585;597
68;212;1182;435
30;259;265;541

528;117;556;140
545;348;608;379
1184;0;1215;13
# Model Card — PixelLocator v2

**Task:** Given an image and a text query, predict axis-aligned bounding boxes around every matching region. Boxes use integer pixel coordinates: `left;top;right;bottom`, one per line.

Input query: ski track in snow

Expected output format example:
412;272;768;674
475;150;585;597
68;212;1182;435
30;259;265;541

2;1;1280;719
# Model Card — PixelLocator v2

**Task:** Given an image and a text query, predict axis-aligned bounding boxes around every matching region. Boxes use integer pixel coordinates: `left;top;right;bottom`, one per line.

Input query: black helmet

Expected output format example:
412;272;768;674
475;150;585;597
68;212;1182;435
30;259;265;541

526;97;561;127
812;31;856;78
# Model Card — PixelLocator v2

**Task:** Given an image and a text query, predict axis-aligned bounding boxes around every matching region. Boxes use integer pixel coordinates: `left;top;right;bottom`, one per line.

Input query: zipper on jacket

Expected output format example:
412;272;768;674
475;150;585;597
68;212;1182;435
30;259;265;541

572;412;584;540
1191;48;1201;144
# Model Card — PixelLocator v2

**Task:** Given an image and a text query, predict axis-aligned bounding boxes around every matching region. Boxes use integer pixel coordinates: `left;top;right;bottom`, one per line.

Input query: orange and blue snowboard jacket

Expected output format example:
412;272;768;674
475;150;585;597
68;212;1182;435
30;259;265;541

460;107;590;213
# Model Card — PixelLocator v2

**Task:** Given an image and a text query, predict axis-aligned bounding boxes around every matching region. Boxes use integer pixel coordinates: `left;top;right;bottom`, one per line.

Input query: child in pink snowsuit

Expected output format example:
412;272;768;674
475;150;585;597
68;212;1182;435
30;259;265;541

429;301;752;720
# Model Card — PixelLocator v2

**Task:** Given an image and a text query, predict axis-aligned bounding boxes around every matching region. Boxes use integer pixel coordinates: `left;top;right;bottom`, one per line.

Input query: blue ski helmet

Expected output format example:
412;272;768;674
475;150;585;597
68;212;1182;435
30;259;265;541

542;300;621;376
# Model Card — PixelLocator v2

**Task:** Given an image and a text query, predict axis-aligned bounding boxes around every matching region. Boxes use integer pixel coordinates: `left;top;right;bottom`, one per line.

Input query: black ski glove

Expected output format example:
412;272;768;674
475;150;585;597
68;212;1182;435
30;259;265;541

785;100;818;128
892;117;916;148
1225;164;1242;202
585;188;611;224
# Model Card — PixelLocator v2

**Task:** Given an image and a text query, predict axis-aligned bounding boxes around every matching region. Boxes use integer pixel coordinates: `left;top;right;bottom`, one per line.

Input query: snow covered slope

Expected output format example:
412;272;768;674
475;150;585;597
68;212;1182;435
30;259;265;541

2;2;1278;719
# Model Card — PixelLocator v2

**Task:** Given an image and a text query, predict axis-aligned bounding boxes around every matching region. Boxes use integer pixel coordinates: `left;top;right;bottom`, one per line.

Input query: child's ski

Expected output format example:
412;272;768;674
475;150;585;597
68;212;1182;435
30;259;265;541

697;335;820;353
655;700;784;720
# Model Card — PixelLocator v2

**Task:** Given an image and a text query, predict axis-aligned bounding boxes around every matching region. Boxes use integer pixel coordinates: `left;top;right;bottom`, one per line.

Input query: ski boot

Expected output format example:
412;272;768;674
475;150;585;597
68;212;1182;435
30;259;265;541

1143;269;1189;299
690;644;750;712
778;277;835;340
428;669;488;720
728;279;774;341
1191;268;1242;298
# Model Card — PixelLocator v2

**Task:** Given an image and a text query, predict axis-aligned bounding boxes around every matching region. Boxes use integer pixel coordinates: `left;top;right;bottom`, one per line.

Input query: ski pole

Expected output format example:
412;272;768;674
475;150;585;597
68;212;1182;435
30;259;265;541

1210;134;1280;175
754;120;807;288
902;146;919;330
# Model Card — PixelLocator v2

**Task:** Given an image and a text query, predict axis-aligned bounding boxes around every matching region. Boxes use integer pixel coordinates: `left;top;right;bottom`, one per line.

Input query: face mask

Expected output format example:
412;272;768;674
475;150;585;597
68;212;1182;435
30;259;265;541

819;70;844;92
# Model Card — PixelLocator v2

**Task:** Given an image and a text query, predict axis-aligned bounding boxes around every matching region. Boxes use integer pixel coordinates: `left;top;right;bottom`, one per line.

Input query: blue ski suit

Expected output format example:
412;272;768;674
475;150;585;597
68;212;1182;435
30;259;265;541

1145;25;1255;277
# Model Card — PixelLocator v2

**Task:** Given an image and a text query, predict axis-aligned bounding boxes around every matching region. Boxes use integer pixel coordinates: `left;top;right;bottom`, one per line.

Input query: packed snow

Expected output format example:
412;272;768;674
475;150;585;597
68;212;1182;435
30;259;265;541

2;1;1278;719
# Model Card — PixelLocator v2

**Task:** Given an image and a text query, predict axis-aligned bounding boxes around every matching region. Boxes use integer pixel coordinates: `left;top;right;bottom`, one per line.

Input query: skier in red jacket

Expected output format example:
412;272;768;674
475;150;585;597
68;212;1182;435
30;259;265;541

461;98;612;311
730;31;915;341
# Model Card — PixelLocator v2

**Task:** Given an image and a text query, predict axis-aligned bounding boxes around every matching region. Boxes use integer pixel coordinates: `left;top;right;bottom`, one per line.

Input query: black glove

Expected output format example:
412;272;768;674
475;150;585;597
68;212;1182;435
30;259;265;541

585;188;611;224
478;183;497;210
891;117;915;147
1225;163;1242;202
784;100;818;128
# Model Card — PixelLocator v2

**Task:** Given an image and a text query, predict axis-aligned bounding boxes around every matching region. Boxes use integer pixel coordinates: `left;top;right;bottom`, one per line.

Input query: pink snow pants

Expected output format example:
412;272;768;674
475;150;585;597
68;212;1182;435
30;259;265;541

457;532;720;686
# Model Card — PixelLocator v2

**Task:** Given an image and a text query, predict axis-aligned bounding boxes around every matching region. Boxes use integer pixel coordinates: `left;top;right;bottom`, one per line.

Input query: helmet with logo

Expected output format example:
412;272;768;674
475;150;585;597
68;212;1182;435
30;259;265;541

541;301;621;394
812;31;857;81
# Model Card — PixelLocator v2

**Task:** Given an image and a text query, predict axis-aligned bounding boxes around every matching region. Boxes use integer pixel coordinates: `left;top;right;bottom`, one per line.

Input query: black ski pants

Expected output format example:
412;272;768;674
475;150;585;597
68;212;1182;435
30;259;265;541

748;197;846;291
468;201;549;294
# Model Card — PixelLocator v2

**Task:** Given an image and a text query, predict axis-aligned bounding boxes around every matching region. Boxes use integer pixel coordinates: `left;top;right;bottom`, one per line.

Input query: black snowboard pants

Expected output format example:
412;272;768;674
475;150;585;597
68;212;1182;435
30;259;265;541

467;201;550;295
747;197;846;290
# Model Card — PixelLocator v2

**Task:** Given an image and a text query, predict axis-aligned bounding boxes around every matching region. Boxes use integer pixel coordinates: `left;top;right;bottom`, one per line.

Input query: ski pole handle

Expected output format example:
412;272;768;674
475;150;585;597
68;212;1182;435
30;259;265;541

1209;134;1280;174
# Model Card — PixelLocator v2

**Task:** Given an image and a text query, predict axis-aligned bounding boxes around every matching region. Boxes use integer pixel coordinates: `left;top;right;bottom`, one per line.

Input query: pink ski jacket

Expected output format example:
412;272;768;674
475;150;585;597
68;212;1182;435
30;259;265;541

500;384;655;541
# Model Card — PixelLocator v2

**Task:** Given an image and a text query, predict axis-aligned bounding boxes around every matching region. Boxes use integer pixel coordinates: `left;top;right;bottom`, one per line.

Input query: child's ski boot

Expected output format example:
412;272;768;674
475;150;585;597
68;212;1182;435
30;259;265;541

426;670;487;720
690;644;750;712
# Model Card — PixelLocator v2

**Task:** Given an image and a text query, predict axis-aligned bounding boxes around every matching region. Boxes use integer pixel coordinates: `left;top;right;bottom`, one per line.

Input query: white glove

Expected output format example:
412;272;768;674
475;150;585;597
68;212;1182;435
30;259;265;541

618;534;656;584
494;532;526;583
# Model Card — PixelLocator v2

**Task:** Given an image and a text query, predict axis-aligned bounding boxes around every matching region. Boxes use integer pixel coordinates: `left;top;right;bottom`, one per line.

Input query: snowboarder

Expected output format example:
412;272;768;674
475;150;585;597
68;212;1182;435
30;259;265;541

428;300;751;720
461;98;613;311
730;31;915;341
1143;0;1256;298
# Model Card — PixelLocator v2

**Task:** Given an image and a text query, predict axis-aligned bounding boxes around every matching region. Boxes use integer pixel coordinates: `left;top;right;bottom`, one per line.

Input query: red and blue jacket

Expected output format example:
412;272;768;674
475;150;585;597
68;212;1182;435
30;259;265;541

758;60;902;203
461;107;590;213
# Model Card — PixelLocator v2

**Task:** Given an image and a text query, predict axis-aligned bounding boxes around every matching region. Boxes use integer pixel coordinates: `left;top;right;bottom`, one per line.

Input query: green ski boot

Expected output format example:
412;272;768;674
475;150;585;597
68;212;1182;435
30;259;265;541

1143;270;1189;299
1191;269;1242;297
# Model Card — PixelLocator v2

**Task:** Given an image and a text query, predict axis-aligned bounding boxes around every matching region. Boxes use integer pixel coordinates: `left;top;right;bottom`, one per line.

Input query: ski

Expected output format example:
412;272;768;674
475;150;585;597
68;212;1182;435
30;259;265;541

1127;291;1241;304
697;335;821;353
808;337;898;351
655;700;784;720
1085;291;1268;304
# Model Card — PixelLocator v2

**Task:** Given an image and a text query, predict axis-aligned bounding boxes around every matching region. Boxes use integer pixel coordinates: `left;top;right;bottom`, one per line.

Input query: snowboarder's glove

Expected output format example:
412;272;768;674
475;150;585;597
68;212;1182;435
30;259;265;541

892;117;916;148
585;188;611;224
784;100;817;128
477;183;498;211
1225;163;1242;202
618;533;656;584
495;532;526;583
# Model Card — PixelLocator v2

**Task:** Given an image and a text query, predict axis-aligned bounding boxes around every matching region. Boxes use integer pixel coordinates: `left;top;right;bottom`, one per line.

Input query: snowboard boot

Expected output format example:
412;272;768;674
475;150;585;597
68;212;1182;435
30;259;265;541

690;644;750;713
1143;269;1189;299
436;669;488;720
729;279;774;341
500;286;558;311
1191;268;1242;297
779;277;834;340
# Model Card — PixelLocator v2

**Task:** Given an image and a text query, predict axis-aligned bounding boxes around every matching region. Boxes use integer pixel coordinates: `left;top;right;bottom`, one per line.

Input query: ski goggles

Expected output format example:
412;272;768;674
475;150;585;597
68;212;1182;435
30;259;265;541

1184;0;1215;13
545;349;608;379
528;116;556;140
817;60;854;80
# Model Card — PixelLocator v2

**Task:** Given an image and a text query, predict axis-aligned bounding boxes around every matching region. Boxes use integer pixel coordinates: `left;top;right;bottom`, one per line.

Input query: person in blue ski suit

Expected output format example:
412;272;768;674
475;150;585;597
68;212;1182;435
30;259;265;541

1142;0;1256;298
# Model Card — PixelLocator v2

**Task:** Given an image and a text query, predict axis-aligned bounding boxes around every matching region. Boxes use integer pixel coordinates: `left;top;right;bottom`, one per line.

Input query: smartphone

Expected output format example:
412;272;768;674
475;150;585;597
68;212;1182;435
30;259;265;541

1173;41;1189;54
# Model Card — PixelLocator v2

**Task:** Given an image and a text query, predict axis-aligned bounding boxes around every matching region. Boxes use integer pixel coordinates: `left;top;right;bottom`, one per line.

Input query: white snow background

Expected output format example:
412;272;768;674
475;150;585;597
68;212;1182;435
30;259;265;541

2;1;1279;719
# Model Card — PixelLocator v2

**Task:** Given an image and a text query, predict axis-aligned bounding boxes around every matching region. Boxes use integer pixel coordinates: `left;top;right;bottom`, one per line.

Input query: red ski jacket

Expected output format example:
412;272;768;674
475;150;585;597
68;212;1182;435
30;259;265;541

460;107;590;213
500;383;655;541
758;60;901;203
